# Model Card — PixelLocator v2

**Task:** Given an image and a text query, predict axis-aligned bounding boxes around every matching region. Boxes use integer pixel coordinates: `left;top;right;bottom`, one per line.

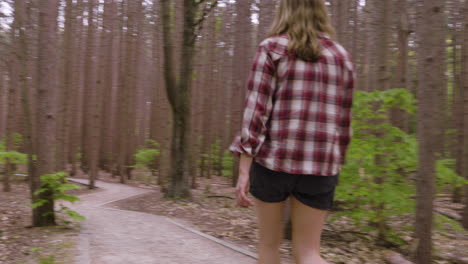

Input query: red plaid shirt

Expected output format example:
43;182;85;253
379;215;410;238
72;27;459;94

229;34;355;176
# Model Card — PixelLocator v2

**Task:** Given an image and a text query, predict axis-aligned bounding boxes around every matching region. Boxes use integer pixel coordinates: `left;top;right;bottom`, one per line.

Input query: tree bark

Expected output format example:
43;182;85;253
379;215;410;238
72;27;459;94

58;0;74;173
230;0;252;186
257;0;276;43
68;0;85;177
83;0;99;188
461;0;468;230
151;0;171;187
99;0;118;173
34;0;60;227
161;0;209;197
414;0;445;261
390;0;411;132
0;70;5;139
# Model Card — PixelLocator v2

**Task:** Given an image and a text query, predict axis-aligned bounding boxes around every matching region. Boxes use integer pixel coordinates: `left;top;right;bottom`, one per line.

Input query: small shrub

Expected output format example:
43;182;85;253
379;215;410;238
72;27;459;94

435;158;468;192
331;89;418;245
221;150;233;177
0;150;27;165
132;139;160;175
32;171;85;226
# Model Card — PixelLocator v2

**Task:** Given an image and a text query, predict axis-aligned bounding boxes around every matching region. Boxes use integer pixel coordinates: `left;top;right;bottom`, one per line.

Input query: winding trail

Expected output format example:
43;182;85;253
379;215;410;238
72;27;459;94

68;178;256;264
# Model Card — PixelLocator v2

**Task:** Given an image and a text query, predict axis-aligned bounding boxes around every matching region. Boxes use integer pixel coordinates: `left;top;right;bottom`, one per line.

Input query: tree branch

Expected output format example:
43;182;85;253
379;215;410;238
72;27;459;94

193;0;218;28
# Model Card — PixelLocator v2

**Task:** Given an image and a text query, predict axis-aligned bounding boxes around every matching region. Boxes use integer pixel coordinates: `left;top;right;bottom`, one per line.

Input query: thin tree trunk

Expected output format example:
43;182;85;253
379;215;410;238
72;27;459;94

231;0;252;186
4;1;22;193
84;0;99;188
99;0;118;172
0;70;5;138
257;0;276;43
59;0;74;173
16;0;36;206
117;0;129;183
69;0;85;177
451;1;464;203
127;0;145;178
390;0;410;132
461;0;468;230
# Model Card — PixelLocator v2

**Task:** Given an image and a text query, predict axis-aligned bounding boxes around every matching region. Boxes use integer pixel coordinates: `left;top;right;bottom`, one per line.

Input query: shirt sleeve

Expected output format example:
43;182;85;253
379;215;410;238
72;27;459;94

228;44;276;158
338;59;356;164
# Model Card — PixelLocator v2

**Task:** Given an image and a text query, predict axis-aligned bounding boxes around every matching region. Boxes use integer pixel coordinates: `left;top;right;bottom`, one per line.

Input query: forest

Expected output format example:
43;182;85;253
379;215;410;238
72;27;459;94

0;0;467;263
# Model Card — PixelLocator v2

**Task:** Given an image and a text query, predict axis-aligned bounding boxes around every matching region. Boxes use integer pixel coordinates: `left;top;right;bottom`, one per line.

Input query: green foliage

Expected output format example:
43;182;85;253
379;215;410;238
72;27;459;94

30;247;43;253
222;150;234;177
0;133;27;166
38;255;56;264
435;158;468;191
31;172;85;225
10;133;23;148
131;139;160;178
146;139;160;149
0;133;24;149
0;150;27;165
133;149;159;169
331;89;418;244
198;140;224;177
209;140;222;173
434;214;466;233
75;152;82;162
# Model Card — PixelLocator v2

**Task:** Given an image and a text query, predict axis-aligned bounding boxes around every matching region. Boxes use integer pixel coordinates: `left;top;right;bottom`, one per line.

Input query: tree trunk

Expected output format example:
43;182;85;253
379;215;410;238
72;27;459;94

126;0;145;179
369;0;392;241
201;13;217;179
99;0;118;173
390;0;411;132
0;70;5;138
4;32;17;192
414;0;445;262
461;0;468;230
59;0;74;173
83;0;99;188
4;1;23;193
257;0;276;43
14;0;36;210
450;0;464;203
69;0;85;177
151;0;171;187
231;0;252;186
34;0;60;227
161;0;204;198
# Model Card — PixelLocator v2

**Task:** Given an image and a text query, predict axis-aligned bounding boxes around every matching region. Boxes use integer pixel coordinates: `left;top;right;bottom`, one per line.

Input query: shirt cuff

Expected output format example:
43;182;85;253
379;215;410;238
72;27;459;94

228;133;257;158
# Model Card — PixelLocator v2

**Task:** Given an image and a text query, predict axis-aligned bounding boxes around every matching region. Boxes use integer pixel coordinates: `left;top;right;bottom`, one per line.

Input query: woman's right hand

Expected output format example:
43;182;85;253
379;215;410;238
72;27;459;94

235;174;254;208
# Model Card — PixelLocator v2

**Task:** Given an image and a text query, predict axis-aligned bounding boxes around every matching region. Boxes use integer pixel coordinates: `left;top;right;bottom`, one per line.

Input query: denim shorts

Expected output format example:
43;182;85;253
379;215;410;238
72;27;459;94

249;161;339;211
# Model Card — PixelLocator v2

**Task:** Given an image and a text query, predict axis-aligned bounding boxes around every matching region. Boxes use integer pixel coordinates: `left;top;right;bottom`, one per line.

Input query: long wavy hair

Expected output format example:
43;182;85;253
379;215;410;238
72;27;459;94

267;0;335;61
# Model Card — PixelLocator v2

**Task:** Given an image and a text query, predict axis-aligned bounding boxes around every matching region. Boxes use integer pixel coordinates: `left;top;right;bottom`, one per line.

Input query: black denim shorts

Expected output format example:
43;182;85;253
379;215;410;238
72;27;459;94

249;161;339;211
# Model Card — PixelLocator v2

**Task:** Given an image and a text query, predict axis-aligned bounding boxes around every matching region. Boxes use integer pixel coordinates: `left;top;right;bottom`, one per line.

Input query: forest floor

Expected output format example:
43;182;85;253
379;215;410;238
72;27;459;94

2;168;467;264
74;169;468;264
0;177;95;264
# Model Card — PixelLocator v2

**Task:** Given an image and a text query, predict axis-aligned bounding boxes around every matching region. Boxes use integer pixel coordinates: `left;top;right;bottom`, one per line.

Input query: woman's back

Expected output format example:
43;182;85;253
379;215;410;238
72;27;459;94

229;33;355;176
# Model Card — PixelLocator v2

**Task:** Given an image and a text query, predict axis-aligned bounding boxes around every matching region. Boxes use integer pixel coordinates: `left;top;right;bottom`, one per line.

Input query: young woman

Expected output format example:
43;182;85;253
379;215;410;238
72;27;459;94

228;0;355;263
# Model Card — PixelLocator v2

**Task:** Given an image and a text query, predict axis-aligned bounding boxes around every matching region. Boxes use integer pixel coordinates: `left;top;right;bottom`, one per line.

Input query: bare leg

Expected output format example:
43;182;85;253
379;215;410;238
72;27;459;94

253;197;285;264
291;196;329;264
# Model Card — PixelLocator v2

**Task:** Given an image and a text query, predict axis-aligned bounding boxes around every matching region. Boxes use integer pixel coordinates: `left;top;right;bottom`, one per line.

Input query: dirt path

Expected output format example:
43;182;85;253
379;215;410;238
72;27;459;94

68;178;256;264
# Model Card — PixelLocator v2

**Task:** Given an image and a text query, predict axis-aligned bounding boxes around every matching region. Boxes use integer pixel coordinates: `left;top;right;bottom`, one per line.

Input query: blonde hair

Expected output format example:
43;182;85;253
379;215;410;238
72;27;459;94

267;0;335;61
